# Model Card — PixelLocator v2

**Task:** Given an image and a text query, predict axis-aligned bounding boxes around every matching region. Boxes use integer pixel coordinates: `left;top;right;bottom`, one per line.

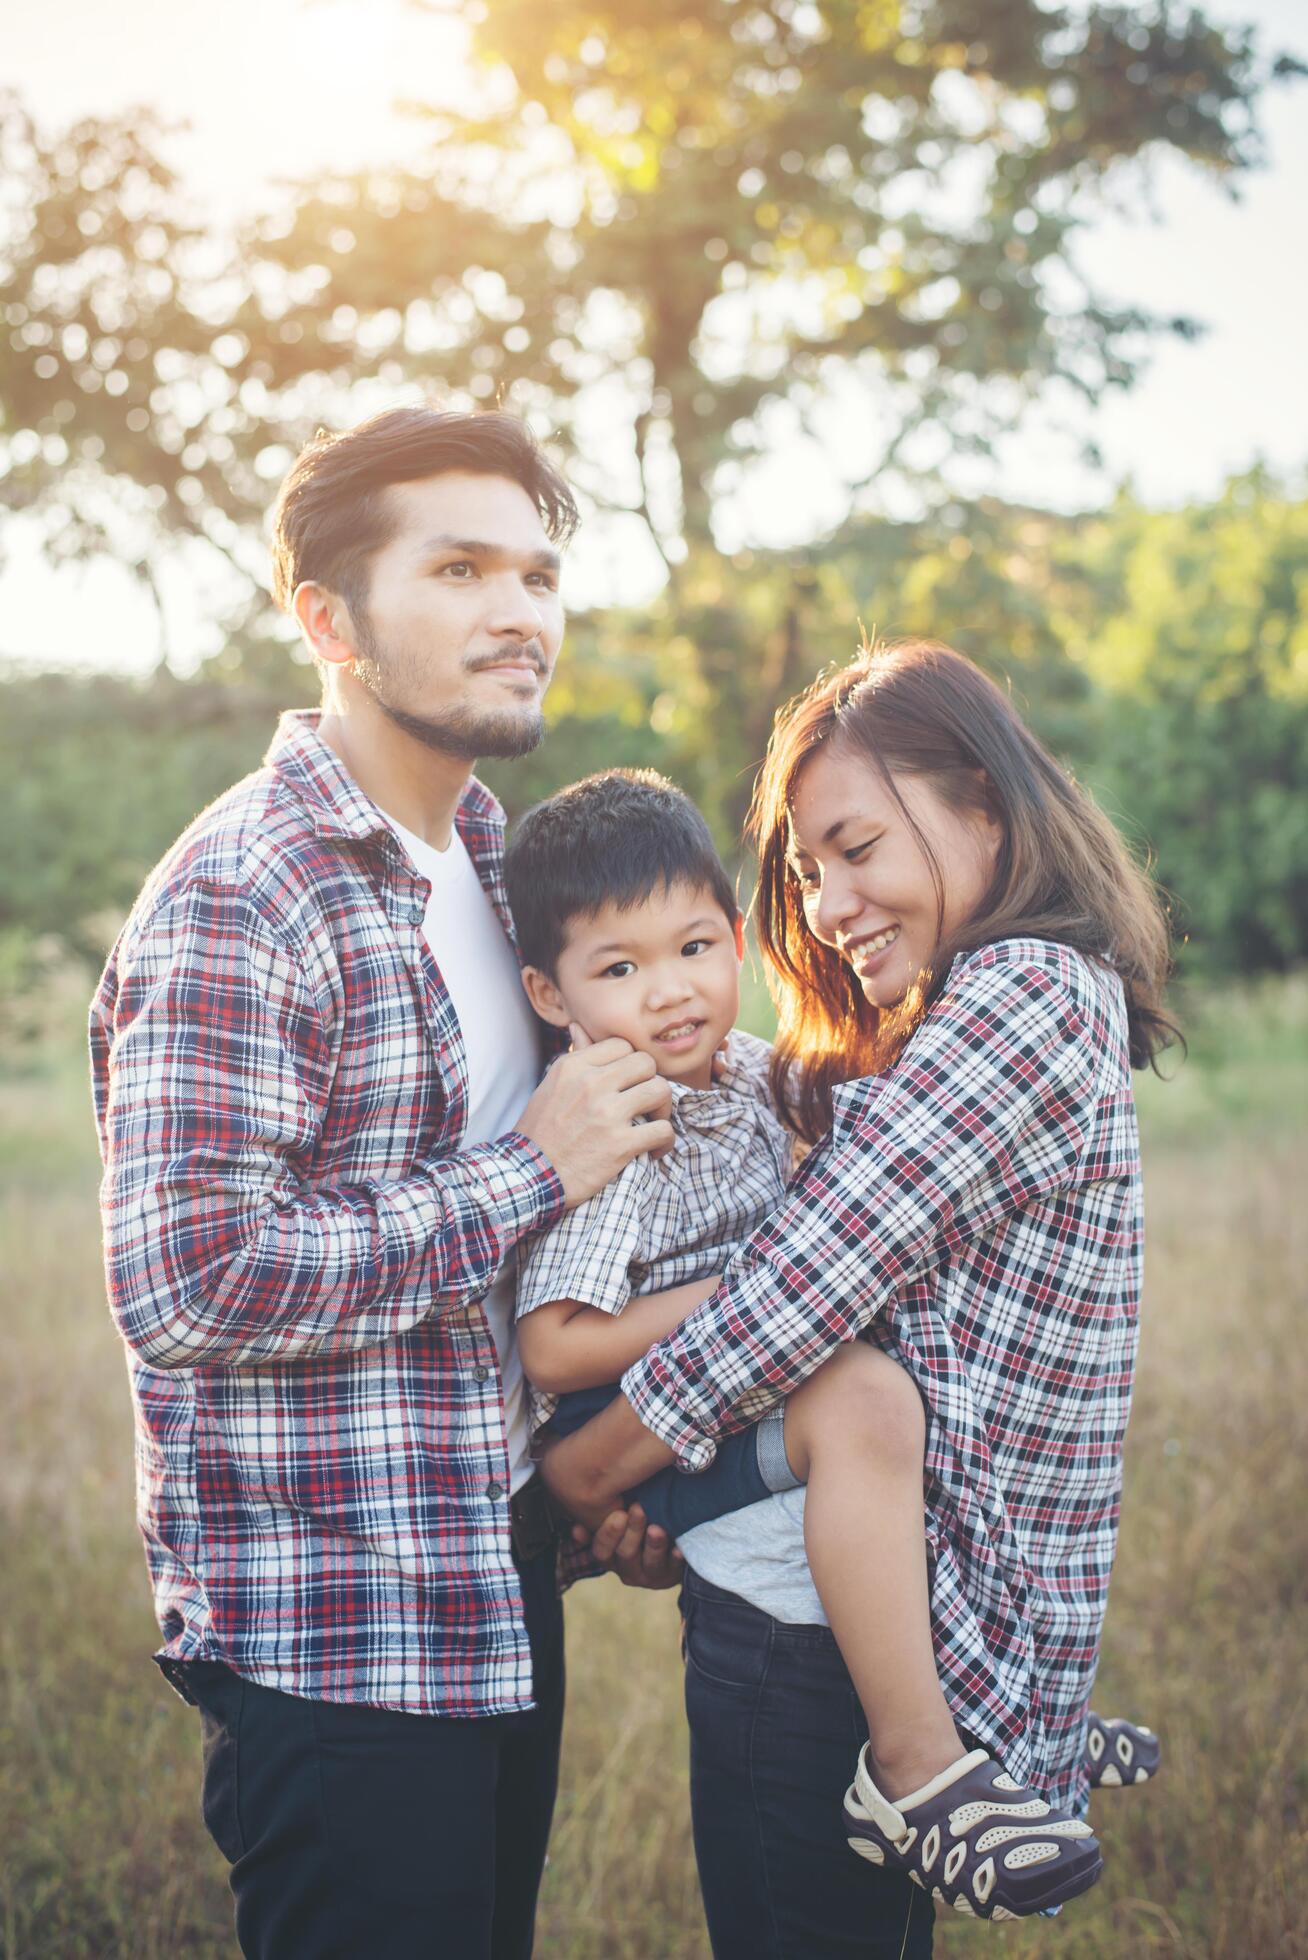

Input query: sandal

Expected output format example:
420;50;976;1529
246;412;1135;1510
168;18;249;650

844;1747;1103;1921
1086;1712;1161;1787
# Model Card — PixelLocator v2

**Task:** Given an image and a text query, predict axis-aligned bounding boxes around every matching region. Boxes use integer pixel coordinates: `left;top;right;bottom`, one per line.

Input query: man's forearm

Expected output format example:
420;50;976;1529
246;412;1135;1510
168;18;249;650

105;1132;564;1371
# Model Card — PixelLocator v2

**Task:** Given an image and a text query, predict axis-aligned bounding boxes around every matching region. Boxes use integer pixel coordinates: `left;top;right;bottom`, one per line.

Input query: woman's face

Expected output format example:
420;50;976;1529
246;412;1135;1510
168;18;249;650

787;745;1001;1009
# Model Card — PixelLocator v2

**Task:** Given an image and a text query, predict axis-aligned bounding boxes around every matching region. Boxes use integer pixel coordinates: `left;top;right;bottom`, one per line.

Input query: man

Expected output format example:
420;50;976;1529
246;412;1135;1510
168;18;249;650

90;406;682;1958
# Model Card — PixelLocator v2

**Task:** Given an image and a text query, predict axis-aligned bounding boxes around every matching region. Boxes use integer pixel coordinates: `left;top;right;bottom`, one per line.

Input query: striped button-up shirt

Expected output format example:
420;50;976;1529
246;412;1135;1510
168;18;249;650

90;710;566;1716
623;939;1142;1808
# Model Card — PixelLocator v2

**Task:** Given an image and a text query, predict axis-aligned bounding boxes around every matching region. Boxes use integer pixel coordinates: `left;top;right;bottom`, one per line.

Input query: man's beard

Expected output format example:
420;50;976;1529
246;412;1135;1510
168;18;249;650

352;612;548;762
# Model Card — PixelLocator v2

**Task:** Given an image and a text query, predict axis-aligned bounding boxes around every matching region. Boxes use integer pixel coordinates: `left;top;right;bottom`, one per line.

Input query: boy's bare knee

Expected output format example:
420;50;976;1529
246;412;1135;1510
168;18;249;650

792;1341;925;1467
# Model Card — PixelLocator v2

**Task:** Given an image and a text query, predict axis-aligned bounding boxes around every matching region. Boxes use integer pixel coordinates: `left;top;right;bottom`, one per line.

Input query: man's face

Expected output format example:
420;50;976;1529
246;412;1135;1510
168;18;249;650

346;471;565;760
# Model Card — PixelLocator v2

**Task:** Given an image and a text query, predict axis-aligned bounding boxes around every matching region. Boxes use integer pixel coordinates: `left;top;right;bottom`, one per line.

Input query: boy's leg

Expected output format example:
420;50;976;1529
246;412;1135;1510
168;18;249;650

627;1415;800;1540
543;1381;622;1440
783;1343;963;1801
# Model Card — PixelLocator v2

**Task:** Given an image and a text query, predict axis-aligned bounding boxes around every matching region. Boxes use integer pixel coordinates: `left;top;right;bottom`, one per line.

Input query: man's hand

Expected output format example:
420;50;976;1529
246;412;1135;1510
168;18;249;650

574;1507;684;1590
517;1027;673;1209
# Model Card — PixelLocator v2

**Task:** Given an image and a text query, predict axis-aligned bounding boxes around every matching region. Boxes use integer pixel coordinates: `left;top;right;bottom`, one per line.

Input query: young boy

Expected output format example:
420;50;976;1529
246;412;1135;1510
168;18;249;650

505;770;1158;1913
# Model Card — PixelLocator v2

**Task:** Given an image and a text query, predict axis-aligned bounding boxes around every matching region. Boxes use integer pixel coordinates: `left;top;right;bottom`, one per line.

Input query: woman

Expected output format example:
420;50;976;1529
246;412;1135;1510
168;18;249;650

545;639;1173;1957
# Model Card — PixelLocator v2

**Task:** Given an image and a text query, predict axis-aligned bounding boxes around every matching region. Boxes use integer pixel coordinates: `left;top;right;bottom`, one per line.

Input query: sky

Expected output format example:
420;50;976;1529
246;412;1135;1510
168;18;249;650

2;0;1306;674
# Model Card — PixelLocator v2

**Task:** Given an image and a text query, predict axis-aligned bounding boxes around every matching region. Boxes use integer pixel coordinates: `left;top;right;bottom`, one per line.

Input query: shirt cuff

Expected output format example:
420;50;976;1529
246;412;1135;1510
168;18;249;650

620;1346;720;1473
432;1131;567;1246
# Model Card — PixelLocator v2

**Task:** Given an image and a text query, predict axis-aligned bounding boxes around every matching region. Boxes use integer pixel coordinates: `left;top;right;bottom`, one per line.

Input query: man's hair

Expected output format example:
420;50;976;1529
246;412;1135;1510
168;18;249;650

269;406;579;612
505;770;738;975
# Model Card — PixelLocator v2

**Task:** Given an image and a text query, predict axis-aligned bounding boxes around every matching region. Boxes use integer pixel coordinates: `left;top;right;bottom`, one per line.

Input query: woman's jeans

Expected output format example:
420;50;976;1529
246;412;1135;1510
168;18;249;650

681;1569;934;1959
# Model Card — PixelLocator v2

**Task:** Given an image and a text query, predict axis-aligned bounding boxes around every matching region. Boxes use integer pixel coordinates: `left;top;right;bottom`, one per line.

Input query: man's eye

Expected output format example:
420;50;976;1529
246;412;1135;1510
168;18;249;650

601;961;635;980
441;561;475;578
526;572;558;591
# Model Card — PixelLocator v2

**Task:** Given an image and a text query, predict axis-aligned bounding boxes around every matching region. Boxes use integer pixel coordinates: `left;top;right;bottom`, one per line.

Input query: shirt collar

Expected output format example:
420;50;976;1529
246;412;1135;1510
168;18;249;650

265;708;506;846
666;1042;754;1111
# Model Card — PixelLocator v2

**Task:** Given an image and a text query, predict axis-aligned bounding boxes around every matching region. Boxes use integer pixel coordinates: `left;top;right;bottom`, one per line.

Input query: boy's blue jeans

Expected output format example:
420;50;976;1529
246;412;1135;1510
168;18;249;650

545;1384;800;1538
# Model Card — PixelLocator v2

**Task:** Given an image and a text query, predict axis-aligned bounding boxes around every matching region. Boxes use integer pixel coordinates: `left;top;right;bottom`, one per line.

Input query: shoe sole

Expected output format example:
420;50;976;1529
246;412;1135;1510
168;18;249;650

845;1808;1104;1920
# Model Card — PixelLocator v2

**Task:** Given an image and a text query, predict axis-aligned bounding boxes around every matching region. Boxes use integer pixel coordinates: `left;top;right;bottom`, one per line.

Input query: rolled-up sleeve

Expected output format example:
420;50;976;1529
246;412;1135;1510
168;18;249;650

515;1157;649;1321
94;882;565;1370
621;951;1096;1468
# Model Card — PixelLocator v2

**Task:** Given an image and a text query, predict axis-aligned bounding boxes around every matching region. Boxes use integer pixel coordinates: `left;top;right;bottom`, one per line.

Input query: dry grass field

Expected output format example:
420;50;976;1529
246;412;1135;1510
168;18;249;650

2;979;1305;1958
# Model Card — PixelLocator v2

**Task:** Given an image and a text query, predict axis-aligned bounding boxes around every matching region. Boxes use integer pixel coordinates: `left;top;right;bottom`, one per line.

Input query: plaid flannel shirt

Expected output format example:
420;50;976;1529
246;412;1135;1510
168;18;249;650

514;1031;792;1431
90;710;567;1716
623;939;1142;1809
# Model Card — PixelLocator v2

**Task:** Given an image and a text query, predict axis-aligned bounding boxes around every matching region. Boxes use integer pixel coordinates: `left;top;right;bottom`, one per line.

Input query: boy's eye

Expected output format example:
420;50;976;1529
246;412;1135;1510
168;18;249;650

600;960;635;980
681;938;711;957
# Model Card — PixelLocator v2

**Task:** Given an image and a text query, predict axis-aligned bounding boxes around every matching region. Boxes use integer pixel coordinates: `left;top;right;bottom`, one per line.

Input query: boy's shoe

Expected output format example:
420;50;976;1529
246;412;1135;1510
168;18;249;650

844;1746;1103;1921
1086;1712;1161;1787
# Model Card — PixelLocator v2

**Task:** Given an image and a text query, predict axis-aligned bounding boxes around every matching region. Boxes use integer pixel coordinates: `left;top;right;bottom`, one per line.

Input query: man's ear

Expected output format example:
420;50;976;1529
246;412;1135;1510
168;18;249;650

733;911;745;962
293;581;358;669
521;965;572;1029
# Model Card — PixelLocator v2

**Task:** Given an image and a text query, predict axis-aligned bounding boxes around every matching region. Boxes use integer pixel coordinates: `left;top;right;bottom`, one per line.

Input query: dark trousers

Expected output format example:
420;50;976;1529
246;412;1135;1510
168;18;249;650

681;1569;934;1960
176;1542;564;1960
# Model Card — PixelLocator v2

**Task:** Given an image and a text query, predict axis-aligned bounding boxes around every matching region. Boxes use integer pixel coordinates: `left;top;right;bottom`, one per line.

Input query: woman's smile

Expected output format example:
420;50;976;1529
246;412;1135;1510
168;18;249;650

789;749;999;1008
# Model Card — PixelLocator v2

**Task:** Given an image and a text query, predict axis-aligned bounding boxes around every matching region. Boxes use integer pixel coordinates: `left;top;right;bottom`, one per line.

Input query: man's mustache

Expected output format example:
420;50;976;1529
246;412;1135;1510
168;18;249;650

465;642;548;677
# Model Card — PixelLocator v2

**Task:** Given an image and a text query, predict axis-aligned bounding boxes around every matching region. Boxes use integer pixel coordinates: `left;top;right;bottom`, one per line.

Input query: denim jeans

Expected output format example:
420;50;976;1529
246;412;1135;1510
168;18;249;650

171;1541;564;1960
681;1568;934;1959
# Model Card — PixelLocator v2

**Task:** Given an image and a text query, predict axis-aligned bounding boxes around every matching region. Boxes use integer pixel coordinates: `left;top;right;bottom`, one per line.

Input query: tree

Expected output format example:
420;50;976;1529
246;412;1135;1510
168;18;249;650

2;4;1292;681
253;0;1279;555
1067;472;1308;972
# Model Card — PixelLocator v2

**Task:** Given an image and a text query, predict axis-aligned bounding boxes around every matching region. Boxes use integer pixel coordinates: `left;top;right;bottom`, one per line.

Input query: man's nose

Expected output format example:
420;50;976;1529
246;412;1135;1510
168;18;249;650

486;576;547;641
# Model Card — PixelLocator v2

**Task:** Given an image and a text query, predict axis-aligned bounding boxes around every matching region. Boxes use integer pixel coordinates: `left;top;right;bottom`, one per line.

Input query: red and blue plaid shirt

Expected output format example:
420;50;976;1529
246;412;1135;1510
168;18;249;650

90;711;566;1715
624;940;1142;1809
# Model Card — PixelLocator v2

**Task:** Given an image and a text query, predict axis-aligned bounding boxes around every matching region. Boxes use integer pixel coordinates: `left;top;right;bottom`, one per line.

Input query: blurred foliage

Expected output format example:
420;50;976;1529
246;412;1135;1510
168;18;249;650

0;8;1304;993
0;4;1294;613
4;469;1305;987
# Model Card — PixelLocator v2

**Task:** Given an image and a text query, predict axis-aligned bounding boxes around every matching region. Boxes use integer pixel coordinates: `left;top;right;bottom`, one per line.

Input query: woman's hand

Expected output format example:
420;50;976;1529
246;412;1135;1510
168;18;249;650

539;1393;678;1528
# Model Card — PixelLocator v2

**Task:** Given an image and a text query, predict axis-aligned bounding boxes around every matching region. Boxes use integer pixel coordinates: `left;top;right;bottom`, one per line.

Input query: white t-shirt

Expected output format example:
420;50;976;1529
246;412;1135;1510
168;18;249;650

386;814;543;1493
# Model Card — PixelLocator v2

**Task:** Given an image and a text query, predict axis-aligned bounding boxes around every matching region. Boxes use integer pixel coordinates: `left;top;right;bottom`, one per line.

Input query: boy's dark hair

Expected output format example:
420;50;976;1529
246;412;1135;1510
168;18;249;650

269;406;579;613
505;770;738;975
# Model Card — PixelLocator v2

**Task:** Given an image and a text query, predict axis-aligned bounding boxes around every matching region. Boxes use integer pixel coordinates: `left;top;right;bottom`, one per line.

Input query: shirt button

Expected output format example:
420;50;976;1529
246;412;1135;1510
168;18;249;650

485;1480;504;1502
472;1366;490;1383
409;904;424;926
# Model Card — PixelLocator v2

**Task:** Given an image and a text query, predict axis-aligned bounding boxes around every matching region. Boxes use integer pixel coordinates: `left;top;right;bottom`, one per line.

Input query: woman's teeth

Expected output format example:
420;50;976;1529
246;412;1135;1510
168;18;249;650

855;926;900;958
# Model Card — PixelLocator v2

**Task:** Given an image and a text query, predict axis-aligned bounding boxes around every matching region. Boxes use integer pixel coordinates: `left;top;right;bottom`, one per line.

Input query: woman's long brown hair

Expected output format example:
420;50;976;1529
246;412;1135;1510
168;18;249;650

749;639;1179;1142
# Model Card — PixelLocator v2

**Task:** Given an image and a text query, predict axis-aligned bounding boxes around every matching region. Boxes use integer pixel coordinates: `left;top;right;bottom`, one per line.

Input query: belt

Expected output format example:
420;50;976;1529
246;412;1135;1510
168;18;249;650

509;1474;559;1565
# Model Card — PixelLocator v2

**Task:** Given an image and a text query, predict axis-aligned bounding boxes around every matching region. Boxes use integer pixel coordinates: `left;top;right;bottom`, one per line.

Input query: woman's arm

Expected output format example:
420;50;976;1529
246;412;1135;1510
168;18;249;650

541;1392;677;1529
516;1275;721;1394
617;950;1102;1474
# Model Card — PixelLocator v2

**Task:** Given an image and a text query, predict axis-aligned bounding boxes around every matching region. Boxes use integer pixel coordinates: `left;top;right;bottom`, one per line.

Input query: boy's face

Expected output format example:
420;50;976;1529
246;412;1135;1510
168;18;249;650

522;882;743;1090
